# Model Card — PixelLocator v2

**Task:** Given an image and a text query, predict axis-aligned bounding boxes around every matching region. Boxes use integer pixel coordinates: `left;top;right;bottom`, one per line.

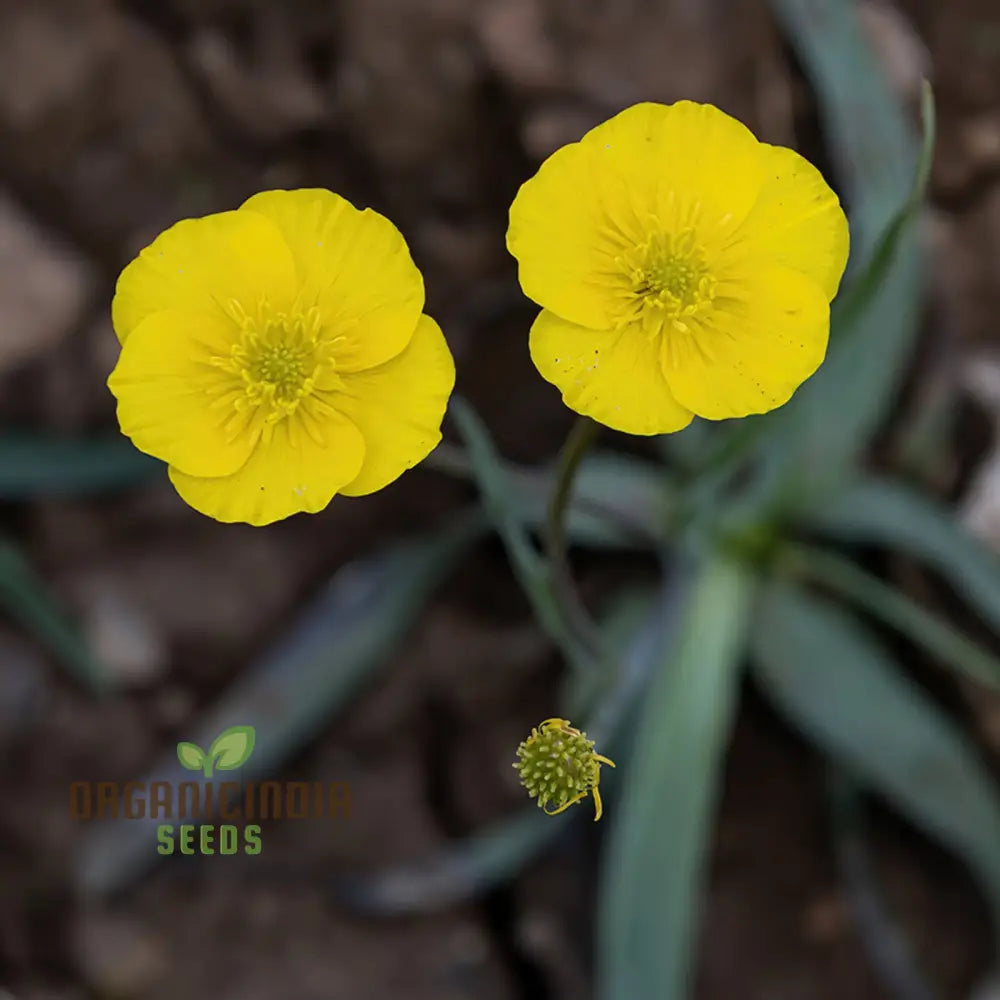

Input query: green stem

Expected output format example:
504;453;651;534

545;417;605;661
426;439;663;548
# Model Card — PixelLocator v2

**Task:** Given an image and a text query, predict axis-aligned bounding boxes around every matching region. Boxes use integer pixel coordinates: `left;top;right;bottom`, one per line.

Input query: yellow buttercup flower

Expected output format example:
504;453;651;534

108;189;455;525
507;101;849;434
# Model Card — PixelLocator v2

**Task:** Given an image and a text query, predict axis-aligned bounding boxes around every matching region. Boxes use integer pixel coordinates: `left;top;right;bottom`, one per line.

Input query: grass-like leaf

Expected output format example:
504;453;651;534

449;396;600;673
781;543;1000;691
770;0;920;261
751;581;1000;942
827;771;939;1000
809;477;1000;638
429;442;669;549
0;435;159;498
598;557;753;1000
337;804;569;916
755;0;934;508
0;539;106;693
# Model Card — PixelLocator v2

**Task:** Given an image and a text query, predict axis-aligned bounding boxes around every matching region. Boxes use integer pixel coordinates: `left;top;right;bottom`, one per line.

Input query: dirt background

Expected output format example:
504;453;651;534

1;0;1000;998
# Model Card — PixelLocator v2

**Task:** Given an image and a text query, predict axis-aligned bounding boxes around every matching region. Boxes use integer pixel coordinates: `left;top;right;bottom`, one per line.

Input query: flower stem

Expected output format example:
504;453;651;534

545;416;605;662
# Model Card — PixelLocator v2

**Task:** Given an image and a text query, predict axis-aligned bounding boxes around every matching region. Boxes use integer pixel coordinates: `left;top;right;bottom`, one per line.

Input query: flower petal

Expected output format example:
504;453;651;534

240;189;424;372
169;413;366;526
662;264;830;420
529;310;694;435
112;210;298;344
507;141;629;329
337;314;456;496
581;102;765;227
731;144;849;301
108;309;255;477
508;102;764;329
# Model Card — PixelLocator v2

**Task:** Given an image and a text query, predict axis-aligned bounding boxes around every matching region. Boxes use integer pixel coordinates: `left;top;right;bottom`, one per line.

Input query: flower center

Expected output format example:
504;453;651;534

245;340;311;405
647;251;700;301
212;302;341;429
615;227;716;335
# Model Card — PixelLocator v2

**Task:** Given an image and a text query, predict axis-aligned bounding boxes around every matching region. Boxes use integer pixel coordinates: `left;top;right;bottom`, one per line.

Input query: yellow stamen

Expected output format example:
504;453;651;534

211;303;342;426
614;226;716;338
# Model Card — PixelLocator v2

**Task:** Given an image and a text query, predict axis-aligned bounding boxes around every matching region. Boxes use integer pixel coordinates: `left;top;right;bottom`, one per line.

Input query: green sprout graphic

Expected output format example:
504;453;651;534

176;725;256;778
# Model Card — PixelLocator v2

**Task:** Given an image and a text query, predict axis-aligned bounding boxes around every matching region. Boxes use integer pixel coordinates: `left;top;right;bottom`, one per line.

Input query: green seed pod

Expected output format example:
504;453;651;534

513;718;615;821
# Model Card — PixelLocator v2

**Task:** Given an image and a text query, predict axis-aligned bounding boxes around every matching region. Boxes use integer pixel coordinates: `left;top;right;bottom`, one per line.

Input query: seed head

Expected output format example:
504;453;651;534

513;717;615;821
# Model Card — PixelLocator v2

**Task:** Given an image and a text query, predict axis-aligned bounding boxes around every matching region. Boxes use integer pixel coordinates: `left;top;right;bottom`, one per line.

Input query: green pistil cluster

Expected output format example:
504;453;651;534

513;718;614;820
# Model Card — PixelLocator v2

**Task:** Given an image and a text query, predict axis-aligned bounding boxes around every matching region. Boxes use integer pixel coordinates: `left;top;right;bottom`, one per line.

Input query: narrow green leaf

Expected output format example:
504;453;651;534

598;557;753;1000
428;442;669;549
0;435;160;498
0;540;106;693
770;0;919;261
338;807;569;916
891;377;960;485
781;543;1000;691
449;397;598;673
751;581;1000;941
561;587;656;721
754;0;933;505
824;78;935;333
75;515;480;897
656;419;720;471
808;477;1000;638
828;771;939;1000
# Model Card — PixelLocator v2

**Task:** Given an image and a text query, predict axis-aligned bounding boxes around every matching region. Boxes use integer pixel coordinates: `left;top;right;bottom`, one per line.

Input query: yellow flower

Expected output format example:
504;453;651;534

507;101;849;434
108;189;455;525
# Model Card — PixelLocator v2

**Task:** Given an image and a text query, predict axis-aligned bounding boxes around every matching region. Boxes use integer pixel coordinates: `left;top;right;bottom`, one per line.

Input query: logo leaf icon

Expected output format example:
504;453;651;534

176;741;206;772
207;725;256;775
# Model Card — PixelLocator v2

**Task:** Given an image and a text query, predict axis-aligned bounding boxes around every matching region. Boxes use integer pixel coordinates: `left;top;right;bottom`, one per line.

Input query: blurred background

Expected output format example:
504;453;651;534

1;0;1000;998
